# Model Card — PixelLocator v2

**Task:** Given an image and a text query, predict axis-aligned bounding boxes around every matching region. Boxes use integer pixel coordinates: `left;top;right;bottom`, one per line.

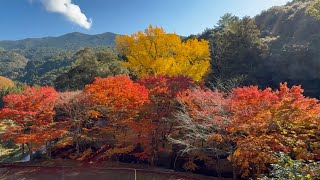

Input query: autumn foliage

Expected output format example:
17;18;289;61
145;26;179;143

0;26;319;179
116;25;211;81
136;75;195;162
0;76;14;90
230;83;320;178
84;75;150;158
0;77;319;179
0;86;65;159
170;88;233;173
85;75;149;119
55;91;93;155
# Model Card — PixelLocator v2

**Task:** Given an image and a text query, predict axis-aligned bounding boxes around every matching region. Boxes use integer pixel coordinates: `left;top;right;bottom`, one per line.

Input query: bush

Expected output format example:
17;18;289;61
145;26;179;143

260;153;320;180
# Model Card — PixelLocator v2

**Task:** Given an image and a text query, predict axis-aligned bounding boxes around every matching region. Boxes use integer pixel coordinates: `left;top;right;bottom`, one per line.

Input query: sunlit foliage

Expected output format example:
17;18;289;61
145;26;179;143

307;0;320;20
0;76;14;90
116;25;211;81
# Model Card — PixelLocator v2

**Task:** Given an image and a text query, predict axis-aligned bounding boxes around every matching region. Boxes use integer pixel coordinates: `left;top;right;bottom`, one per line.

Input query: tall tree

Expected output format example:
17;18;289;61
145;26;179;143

0;76;16;108
0;76;14;90
116;25;211;81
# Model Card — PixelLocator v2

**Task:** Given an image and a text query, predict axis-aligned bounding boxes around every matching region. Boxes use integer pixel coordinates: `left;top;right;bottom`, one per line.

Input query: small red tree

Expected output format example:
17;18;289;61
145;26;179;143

0;86;64;159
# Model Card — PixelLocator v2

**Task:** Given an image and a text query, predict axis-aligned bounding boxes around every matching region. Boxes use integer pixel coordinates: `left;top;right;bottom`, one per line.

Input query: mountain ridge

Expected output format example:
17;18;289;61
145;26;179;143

0;32;120;50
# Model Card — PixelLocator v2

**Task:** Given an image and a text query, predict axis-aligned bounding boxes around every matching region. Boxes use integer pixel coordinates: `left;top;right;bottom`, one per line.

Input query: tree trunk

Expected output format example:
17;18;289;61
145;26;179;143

22;143;25;155
230;146;237;180
233;166;237;180
75;121;81;156
150;132;158;166
27;143;33;161
49;141;52;158
46;142;49;157
215;157;222;178
76;135;80;156
46;141;52;159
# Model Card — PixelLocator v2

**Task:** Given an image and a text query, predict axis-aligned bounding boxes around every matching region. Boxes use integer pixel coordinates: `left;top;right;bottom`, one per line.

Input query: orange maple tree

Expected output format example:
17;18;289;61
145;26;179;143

230;83;320;178
84;75;149;158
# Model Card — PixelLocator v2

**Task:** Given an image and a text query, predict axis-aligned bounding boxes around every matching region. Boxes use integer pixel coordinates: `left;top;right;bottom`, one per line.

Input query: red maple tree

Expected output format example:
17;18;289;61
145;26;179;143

0;86;65;159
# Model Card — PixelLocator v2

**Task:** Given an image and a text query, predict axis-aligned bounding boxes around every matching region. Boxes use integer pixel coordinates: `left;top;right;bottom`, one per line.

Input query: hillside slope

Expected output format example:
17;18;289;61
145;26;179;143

256;0;318;46
255;0;320;97
0;50;28;79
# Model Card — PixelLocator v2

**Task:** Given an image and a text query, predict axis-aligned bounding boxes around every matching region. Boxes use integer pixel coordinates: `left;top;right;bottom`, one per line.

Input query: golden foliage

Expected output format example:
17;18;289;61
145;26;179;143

231;136;277;178
0;76;14;90
306;0;320;20
77;148;93;161
116;25;211;81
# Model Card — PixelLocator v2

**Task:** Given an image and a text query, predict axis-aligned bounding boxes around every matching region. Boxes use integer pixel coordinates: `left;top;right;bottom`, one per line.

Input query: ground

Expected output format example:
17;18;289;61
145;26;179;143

0;160;231;180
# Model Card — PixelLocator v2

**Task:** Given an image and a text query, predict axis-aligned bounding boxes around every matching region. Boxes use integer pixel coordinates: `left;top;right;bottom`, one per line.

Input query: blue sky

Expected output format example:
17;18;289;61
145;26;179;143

0;0;290;40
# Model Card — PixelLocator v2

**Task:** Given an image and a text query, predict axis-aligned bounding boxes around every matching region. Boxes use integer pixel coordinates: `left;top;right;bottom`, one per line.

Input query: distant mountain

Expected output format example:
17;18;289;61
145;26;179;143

0;32;119;50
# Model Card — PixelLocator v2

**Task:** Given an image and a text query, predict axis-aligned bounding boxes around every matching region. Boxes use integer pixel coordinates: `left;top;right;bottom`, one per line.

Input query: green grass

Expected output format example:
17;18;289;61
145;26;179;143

0;120;23;162
0;145;22;162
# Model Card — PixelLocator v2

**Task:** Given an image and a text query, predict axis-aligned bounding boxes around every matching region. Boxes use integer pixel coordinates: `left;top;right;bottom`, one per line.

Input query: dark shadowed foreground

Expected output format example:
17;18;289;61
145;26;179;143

0;160;229;180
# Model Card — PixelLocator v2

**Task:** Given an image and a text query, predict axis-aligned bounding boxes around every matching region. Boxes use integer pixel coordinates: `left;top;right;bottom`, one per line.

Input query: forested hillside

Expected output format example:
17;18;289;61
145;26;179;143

187;0;320;98
255;0;320;97
0;50;27;79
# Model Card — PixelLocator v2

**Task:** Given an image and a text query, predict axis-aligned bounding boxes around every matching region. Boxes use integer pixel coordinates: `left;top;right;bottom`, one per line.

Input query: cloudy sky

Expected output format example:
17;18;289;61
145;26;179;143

0;0;290;40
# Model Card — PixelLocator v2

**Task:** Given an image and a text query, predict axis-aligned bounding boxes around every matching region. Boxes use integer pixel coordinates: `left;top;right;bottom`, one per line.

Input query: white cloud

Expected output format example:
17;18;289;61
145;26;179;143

40;0;92;30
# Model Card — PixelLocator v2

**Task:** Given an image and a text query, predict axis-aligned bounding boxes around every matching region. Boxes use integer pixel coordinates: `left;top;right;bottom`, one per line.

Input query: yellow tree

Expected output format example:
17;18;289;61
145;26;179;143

0;76;14;90
116;25;211;81
307;0;320;20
